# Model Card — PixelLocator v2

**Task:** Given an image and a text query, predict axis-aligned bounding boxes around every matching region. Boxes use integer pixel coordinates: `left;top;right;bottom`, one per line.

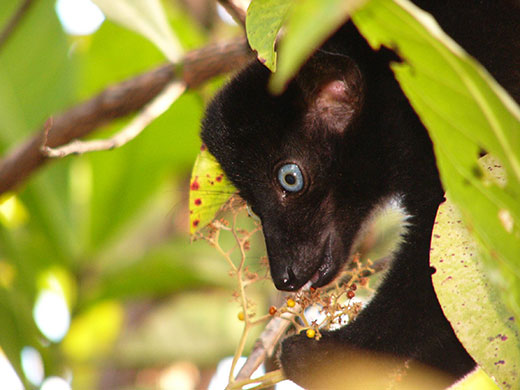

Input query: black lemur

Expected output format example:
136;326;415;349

201;0;520;387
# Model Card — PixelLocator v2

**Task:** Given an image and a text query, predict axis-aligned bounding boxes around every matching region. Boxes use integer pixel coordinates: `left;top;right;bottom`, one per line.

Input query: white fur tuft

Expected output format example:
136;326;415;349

352;194;413;263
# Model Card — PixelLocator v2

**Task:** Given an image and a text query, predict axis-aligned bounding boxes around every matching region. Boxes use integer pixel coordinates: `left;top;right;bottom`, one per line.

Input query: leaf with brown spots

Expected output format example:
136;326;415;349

431;197;520;389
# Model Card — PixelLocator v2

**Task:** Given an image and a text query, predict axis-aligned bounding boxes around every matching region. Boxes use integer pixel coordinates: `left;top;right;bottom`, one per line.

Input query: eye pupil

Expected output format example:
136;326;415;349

284;174;296;185
277;163;304;192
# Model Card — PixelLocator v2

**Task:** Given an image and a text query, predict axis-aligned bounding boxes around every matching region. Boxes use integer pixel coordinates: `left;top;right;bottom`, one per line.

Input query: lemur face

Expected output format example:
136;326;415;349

201;55;401;291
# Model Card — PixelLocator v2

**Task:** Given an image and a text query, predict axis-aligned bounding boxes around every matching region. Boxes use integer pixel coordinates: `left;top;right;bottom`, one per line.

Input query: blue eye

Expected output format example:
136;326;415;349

278;163;304;192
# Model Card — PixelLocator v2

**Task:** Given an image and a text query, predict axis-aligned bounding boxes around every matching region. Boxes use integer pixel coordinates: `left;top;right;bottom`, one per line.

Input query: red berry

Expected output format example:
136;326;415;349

349;283;357;291
347;290;355;299
269;306;277;315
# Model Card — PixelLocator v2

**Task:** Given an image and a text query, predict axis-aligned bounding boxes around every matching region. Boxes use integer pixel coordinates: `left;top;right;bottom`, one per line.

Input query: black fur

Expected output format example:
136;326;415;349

201;0;519;387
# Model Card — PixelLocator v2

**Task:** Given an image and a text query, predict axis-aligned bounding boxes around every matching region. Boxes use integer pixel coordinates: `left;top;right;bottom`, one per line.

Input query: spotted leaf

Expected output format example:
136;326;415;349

189;146;236;234
431;179;520;388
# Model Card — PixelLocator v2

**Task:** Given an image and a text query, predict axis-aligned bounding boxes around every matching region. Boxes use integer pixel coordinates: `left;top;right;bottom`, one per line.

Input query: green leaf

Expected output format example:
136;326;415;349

92;0;183;62
448;368;501;390
189;147;236;234
269;0;367;93
431;198;520;388
246;0;293;71
352;0;520;318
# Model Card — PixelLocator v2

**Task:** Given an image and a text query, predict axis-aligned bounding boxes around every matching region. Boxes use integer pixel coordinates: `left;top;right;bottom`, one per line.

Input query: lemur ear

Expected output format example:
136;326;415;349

296;53;364;133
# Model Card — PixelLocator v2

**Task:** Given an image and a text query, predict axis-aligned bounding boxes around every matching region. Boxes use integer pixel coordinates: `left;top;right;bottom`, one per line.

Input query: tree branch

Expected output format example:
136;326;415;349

0;37;253;195
235;309;294;381
42;81;186;157
0;0;35;52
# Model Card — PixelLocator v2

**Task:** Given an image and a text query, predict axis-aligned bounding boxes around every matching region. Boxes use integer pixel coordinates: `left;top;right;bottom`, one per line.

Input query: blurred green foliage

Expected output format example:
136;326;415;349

0;1;260;388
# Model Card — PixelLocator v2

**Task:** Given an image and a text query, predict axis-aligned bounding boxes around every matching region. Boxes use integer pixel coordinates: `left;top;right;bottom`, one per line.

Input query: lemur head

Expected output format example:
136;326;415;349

201;48;439;291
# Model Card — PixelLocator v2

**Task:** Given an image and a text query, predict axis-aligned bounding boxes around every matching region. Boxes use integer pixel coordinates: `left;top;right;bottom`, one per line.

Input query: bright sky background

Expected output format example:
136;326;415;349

55;0;105;35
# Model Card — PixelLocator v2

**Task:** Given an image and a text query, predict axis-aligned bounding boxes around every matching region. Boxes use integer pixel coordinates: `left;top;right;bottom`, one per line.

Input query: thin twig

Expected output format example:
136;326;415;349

359;255;391;276
229;212;253;384
235;310;295;381
218;0;248;26
41;81;186;157
0;0;34;52
232;369;285;390
0;38;253;195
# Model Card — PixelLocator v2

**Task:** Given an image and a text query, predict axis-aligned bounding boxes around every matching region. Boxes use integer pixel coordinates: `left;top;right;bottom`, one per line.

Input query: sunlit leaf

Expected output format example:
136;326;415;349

246;0;292;71
62;301;124;361
269;0;367;93
431;196;520;388
448;368;501;390
0;194;29;229
37;266;76;308
92;0;183;62
189;147;236;234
